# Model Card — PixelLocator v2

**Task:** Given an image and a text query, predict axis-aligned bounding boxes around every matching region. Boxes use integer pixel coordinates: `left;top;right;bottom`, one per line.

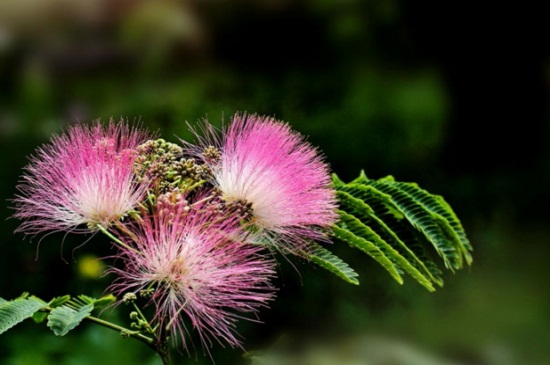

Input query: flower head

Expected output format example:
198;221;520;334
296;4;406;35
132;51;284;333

109;191;276;350
13;119;151;235
188;113;337;252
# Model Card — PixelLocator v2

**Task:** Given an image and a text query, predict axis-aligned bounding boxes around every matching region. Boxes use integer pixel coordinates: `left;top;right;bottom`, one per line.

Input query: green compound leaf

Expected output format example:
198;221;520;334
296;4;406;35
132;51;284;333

366;179;462;270
67;295;95;307
93;294;116;310
47;304;94;336
33;311;49;324
393;181;473;264
48;295;71;308
307;243;360;285
331;172;472;290
331;173;346;187
44;294;114;336
336;190;436;291
335;184;444;286
0;296;47;334
334;212;403;285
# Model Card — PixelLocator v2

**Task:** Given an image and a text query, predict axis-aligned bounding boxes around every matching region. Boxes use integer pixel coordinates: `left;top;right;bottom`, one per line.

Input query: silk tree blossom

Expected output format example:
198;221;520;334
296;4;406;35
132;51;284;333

109;191;276;351
13;119;151;235
188;113;338;252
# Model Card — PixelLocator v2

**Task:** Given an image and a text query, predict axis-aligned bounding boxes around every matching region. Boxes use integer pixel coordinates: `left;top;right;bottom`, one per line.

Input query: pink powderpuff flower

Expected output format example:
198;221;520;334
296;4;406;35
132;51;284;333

108;192;276;351
188;113;338;253
13;119;151;235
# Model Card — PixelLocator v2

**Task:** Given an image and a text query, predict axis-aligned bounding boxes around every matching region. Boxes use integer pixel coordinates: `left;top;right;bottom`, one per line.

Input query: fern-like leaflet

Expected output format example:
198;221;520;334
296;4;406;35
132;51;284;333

307;171;472;290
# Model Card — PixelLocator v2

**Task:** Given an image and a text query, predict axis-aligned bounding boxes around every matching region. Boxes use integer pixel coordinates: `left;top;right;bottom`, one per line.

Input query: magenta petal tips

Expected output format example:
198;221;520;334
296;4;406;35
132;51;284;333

191;113;338;253
109;193;276;350
13;119;151;236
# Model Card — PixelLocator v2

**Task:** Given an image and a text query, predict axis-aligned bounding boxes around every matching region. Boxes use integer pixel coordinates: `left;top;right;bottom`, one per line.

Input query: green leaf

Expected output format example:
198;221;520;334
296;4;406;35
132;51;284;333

0;296;47;334
33;311;48;324
93;294;116;310
358;188;445;285
307;243;359;285
47;304;93;336
349;170;368;184
336;185;444;286
337;190;437;291
393;181;473;264
367;180;462;270
48;295;71;308
331;173;346;187
332;172;472;291
390;225;444;287
338;183;404;220
334;212;404;285
68;295;95;307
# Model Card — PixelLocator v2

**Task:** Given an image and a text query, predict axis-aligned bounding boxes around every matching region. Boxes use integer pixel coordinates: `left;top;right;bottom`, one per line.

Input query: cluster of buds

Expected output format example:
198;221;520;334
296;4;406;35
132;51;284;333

134;139;214;195
13;114;337;352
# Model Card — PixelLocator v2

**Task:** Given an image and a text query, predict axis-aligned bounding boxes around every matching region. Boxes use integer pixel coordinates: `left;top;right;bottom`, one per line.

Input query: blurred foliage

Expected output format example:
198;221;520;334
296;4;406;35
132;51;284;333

0;0;549;364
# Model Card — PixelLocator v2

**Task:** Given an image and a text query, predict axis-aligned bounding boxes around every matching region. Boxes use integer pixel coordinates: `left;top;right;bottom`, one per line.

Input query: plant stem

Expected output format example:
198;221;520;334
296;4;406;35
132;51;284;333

84;314;155;348
158;338;172;365
114;220;141;245
96;224;142;255
80;229;173;363
86;312;172;364
132;302;157;339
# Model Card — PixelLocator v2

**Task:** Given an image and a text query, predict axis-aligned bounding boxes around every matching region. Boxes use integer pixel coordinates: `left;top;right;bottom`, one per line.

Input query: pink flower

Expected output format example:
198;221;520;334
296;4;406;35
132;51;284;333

109;192;275;351
189;113;337;252
13;119;151;235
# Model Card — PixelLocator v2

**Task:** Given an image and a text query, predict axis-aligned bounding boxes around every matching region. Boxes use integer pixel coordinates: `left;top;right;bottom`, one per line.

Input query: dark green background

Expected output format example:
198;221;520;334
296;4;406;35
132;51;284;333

1;1;548;364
